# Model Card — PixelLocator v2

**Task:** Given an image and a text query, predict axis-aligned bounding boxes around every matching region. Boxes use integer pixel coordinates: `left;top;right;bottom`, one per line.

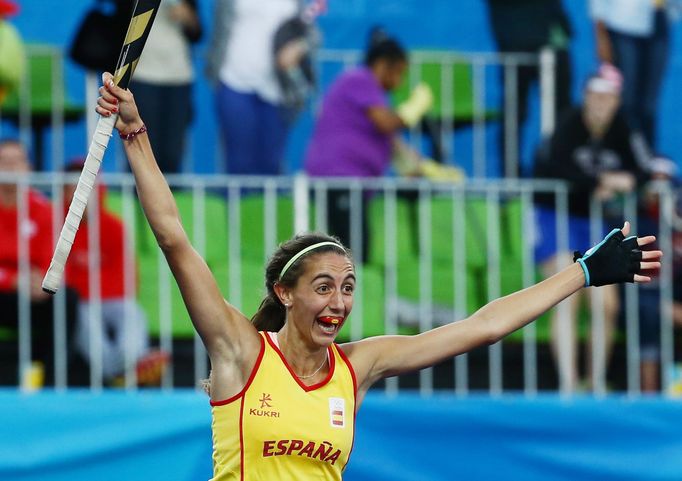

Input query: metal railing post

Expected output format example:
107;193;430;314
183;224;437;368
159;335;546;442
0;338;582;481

539;47;556;137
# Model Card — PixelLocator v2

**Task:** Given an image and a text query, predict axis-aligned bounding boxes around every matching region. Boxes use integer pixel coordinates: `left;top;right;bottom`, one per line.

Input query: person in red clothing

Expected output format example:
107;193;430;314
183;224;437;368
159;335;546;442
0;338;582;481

0;139;80;386
63;160;168;386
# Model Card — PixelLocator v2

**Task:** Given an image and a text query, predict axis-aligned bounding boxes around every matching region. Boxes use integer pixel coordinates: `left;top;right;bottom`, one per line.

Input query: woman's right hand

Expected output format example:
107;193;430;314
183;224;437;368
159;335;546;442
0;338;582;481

96;72;145;136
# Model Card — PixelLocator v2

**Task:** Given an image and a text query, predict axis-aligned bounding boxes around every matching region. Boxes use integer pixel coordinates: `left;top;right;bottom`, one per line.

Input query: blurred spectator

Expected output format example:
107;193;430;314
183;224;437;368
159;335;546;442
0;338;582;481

69;0;135;74
590;0;679;149
635;155;677;392
304;28;461;262
0;140;80;386
672;216;682;331
63;161;169;386
485;0;573;177
129;0;202;174
533;67;652;391
206;0;320;175
0;0;24;106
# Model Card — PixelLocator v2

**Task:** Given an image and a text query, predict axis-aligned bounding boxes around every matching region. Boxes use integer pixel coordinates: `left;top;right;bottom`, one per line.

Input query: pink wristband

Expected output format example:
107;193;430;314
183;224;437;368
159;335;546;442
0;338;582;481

119;124;147;141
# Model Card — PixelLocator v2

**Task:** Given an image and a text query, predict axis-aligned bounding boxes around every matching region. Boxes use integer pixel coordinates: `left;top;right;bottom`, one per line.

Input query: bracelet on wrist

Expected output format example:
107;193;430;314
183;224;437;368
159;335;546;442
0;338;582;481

119;124;147;141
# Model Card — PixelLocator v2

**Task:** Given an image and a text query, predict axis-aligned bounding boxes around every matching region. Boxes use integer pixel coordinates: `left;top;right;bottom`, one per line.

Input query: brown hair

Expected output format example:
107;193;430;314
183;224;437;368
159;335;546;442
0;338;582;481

250;232;352;332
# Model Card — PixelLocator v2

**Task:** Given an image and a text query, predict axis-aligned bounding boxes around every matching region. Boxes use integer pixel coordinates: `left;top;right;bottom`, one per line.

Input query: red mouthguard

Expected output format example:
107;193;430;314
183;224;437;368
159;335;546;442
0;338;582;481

318;316;342;325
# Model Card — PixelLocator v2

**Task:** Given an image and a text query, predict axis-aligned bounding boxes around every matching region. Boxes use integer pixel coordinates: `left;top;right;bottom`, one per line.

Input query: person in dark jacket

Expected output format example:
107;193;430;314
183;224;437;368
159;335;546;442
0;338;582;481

533;64;652;392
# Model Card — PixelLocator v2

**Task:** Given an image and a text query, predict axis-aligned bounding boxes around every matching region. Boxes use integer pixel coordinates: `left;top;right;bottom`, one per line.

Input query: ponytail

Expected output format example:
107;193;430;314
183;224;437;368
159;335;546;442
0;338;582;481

251;296;286;332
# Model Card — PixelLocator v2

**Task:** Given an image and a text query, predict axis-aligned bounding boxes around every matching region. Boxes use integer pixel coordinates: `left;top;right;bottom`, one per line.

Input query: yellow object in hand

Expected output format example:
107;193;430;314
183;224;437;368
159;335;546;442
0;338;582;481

420;160;465;183
396;82;434;127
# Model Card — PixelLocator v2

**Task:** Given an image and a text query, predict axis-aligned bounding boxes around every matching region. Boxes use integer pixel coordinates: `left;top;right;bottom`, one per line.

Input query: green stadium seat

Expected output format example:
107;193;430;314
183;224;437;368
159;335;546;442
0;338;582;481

105;190;230;337
103;188;560;344
336;265;387;341
104;189;151;253
391;52;497;124
429;195;490;269
124;192;318;338
238;194;297;262
368;193;493;269
394;261;483;317
137;257;272;339
367;195;420;267
502;197;533;261
137;252;195;338
106;189;229;261
365;190;559;342
176;192;229;265
2;44;84;120
1;44;85;170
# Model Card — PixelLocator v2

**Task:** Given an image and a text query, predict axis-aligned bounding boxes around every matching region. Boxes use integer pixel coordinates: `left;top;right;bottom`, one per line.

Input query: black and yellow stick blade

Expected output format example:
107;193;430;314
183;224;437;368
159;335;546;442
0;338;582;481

113;0;161;89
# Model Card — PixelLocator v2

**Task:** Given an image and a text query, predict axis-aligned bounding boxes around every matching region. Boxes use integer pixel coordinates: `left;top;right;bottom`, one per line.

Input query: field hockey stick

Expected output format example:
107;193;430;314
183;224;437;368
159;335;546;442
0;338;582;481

42;0;161;294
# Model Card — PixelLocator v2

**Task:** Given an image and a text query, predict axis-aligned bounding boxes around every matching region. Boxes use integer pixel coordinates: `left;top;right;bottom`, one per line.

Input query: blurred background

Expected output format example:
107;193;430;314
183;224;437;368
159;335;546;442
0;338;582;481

1;0;682;480
6;0;682;175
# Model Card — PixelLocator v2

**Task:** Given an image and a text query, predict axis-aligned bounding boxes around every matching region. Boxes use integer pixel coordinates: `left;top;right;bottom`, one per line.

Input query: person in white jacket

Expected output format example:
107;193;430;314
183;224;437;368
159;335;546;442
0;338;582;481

589;0;680;149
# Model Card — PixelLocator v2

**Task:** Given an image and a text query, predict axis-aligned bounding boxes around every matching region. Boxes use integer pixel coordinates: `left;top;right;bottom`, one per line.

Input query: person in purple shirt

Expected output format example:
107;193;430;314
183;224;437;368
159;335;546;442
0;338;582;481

304;29;434;262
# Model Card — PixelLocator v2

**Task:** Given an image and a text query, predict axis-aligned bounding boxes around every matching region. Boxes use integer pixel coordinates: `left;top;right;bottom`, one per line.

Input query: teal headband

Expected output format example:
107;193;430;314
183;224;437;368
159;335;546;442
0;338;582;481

279;241;344;280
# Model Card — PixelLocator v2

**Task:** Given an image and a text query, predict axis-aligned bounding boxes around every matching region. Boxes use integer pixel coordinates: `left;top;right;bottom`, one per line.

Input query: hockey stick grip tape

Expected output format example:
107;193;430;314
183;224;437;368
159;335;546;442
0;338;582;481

42;113;117;294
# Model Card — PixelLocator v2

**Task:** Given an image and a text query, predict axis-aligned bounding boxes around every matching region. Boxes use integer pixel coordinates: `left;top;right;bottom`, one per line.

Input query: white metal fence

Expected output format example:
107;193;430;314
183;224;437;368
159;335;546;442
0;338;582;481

1;46;678;395
0;173;678;397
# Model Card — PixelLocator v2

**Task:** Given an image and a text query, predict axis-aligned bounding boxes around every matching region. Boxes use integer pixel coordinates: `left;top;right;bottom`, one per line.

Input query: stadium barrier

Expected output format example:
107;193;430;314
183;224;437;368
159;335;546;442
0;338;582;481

0;172;678;396
1;389;681;481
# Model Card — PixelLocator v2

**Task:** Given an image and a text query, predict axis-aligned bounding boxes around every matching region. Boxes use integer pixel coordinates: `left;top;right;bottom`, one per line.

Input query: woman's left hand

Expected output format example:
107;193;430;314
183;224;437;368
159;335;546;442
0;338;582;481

574;221;662;286
96;72;145;136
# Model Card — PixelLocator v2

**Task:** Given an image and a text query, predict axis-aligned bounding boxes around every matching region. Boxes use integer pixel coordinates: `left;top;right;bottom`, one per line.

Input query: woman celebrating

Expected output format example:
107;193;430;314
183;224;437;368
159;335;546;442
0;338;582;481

97;72;661;480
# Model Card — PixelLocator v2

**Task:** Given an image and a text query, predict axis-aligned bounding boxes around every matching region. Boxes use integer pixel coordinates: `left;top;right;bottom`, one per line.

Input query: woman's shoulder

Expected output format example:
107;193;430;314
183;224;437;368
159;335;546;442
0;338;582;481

336;67;375;86
337;336;384;372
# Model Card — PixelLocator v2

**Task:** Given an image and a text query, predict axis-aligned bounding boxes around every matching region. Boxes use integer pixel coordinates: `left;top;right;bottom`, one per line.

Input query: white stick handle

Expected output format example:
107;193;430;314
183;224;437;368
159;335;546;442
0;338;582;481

42;113;118;294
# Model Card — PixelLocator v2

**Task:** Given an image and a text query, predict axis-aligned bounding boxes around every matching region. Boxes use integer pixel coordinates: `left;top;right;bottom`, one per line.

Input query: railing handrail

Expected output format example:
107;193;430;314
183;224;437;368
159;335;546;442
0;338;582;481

0;171;570;193
316;49;542;66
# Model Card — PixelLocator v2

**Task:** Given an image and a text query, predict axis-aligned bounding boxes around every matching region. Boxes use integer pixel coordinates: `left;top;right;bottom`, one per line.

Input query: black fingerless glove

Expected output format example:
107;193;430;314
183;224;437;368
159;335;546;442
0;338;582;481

573;228;643;287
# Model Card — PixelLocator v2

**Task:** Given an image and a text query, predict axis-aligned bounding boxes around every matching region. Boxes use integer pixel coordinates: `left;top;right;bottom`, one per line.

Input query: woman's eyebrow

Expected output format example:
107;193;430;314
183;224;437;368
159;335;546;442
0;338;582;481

311;273;334;283
310;272;357;283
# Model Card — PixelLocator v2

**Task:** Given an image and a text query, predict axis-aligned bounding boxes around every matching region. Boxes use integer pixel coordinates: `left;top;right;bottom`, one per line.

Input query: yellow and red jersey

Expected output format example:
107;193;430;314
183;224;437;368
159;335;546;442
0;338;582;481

211;331;357;481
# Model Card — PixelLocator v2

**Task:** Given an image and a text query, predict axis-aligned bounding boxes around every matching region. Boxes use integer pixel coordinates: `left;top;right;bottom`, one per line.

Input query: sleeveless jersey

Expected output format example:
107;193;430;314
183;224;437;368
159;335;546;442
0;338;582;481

210;331;357;480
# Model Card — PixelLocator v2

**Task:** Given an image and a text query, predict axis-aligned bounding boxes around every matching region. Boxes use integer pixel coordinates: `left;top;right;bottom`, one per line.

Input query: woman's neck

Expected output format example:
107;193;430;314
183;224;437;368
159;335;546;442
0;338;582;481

276;326;328;378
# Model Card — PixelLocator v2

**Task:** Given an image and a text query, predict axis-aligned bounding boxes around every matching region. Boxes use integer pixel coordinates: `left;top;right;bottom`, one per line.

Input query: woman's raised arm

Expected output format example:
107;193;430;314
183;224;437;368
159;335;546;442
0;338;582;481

345;223;662;396
96;74;260;370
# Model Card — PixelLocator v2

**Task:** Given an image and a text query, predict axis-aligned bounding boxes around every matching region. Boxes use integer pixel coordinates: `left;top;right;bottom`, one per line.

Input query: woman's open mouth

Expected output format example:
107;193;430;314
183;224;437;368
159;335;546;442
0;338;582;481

317;316;344;334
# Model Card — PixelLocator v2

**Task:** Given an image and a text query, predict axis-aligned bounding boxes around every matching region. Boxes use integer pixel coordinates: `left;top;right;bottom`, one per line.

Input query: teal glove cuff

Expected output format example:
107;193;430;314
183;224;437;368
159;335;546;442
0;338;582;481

573;228;642;287
576;258;590;287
